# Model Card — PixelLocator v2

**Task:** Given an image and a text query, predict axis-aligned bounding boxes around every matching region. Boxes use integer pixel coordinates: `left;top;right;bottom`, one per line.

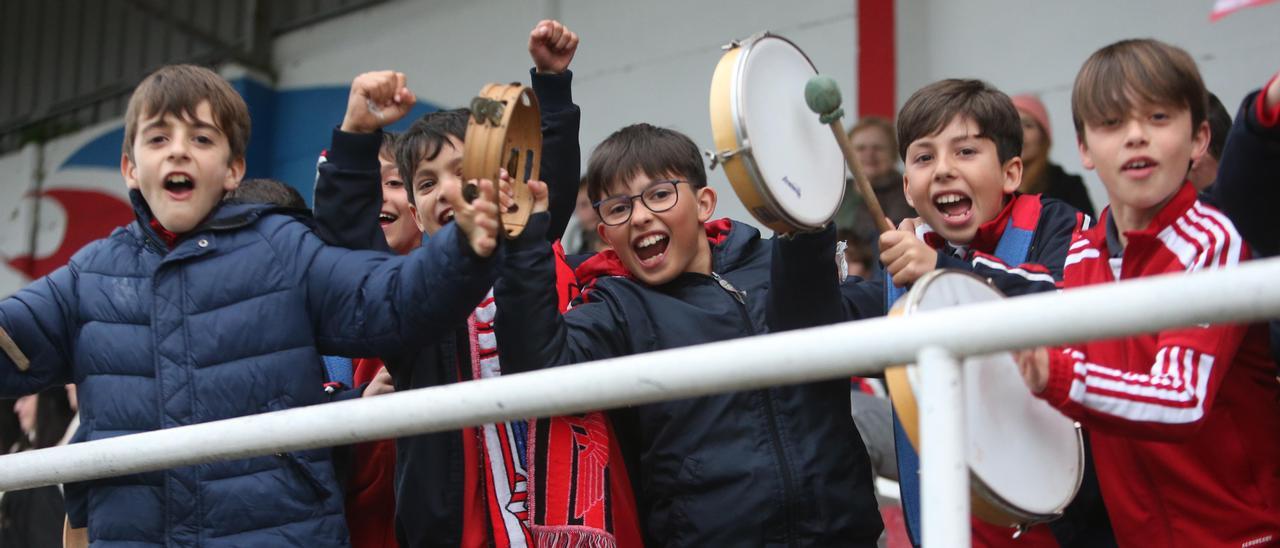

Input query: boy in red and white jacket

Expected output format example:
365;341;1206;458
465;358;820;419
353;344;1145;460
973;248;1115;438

1018;39;1280;547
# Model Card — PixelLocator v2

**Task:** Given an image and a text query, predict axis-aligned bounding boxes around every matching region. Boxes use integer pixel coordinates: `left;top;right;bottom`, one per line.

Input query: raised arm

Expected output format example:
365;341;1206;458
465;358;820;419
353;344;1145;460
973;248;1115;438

313;70;416;251
306;179;501;356
528;19;582;242
0;264;78;396
493;183;630;374
1211;74;1280;257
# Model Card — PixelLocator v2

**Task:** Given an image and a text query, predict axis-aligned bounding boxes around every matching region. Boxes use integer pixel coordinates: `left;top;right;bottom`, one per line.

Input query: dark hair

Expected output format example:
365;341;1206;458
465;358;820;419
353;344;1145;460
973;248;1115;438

1072;39;1207;142
0;398;18;455
32;388;73;450
396;109;469;206
896;79;1023;165
224;178;307;209
123;64;251;164
379;131;399;162
1206;92;1231;161
585;123;707;203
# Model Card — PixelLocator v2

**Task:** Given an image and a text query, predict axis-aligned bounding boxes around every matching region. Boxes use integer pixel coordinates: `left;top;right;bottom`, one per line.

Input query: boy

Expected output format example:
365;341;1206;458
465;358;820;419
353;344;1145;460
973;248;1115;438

492;123;884;546
768;79;1109;547
1017;39;1280;547
0;64;501;546
311;20;598;547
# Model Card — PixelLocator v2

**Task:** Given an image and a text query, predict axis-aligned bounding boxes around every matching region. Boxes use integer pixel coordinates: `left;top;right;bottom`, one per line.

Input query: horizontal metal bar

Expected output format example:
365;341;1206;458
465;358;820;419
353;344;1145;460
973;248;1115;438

0;257;1279;491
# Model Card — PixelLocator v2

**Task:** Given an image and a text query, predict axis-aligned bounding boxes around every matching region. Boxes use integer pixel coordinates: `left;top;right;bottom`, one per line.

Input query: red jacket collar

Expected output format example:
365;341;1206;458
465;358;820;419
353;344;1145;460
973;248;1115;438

148;218;181;249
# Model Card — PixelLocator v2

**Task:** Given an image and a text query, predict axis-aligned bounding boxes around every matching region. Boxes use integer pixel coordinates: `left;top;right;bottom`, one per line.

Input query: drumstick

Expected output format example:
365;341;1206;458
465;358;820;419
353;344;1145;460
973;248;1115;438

805;75;895;235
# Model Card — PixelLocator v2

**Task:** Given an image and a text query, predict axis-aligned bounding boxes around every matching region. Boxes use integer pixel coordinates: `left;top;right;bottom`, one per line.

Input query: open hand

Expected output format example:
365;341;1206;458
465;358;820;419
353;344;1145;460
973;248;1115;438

1014;347;1050;394
341;70;416;134
529;20;579;74
362;367;395;398
879;218;937;286
445;178;501;257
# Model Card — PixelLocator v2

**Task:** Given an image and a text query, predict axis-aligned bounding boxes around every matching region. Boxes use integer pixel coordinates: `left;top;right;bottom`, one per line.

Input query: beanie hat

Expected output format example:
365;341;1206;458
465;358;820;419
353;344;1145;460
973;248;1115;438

1011;94;1051;137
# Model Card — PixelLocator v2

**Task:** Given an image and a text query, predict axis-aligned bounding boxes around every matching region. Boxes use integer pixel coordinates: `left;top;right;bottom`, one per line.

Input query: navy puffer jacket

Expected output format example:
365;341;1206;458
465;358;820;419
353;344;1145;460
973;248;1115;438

0;192;497;546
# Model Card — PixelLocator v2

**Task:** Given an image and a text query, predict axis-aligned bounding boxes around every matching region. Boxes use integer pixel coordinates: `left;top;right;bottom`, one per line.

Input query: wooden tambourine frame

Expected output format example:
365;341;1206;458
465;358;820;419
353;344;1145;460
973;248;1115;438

461;83;541;238
884;270;1080;529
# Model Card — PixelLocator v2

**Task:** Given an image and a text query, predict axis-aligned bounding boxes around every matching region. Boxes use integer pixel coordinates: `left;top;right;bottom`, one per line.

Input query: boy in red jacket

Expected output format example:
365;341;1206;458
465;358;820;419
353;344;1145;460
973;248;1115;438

1017;39;1280;547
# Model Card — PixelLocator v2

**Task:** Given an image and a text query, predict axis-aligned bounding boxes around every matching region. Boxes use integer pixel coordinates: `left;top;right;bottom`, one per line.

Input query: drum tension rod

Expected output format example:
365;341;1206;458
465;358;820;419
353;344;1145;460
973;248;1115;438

703;146;749;170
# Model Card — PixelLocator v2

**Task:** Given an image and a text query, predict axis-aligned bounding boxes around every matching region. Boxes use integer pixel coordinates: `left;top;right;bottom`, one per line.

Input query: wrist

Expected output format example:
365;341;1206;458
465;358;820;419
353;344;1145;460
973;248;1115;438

339;119;377;134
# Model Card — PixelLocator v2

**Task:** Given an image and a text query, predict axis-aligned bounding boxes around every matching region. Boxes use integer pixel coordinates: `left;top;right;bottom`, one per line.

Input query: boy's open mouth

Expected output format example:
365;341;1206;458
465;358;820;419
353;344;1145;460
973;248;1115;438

633;232;669;267
932;191;973;226
1121;156;1158;179
379;211;398;226
164;173;195;200
436;208;455;227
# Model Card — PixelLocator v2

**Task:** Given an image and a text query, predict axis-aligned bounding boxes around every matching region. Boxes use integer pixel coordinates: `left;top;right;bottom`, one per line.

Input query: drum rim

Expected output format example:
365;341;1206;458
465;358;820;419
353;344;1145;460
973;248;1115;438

897;269;1087;522
727;32;834;231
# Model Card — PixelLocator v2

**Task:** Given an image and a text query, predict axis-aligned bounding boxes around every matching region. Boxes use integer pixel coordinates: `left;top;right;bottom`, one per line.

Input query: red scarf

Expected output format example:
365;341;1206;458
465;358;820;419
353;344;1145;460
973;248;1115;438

464;242;643;548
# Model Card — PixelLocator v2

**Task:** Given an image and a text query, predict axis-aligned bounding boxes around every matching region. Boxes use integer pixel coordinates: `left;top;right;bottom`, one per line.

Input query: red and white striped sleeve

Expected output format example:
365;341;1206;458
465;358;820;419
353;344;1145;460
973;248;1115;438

1039;203;1251;440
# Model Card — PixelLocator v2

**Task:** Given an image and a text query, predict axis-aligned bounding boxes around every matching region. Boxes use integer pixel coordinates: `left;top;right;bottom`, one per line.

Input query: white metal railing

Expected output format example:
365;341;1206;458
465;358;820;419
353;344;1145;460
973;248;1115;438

4;257;1280;545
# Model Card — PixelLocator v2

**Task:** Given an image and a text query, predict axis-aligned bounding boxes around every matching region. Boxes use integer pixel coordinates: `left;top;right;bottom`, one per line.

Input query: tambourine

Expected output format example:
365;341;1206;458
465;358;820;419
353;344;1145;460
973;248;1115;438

461;83;541;238
885;270;1084;530
707;32;845;234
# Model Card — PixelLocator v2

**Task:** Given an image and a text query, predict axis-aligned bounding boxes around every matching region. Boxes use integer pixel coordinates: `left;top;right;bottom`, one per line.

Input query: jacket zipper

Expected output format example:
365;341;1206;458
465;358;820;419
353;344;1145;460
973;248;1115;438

709;272;798;544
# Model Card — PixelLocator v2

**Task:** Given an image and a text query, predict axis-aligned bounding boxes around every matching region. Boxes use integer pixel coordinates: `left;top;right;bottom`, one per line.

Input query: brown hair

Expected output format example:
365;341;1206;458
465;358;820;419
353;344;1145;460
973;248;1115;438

395;108;469;206
848;116;898;154
1071;39;1207;142
896;79;1022;165
585;123;706;203
122;64;250;164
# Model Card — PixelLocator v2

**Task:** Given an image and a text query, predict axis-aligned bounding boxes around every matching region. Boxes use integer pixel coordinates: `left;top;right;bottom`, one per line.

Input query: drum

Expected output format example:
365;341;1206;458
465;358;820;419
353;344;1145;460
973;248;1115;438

707;32;845;234
461;82;542;238
885;270;1084;529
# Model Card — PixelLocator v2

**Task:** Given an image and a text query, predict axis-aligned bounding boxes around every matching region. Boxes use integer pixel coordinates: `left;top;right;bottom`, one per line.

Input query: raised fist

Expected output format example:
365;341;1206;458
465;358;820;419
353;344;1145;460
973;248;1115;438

529;20;579;75
341;70;416;134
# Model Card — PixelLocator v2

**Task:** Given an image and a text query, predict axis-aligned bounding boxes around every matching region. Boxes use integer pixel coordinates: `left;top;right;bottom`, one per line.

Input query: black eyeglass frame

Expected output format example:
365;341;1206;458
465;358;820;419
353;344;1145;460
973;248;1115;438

592;179;690;226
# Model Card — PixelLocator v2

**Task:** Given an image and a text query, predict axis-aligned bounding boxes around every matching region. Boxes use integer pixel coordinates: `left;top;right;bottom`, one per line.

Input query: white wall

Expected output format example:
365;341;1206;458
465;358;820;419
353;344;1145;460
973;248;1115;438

271;0;859;228
3;0;1277;296
897;0;1280;213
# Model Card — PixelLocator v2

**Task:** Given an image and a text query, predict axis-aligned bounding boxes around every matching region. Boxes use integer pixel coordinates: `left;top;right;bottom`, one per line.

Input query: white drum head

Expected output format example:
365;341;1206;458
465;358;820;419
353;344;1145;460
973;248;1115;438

904;271;1082;517
734;36;844;228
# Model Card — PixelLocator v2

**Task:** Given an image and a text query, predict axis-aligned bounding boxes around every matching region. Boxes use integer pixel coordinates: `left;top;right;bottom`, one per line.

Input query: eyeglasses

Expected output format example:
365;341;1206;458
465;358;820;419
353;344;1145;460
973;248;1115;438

593;179;688;226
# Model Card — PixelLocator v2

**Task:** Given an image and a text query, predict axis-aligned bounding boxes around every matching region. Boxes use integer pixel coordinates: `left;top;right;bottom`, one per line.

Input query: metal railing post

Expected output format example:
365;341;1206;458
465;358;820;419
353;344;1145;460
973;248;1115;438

919;346;970;547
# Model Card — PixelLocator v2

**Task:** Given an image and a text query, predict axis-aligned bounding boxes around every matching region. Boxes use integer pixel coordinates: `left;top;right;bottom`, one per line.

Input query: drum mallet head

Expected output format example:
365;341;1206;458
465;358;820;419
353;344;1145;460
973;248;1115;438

804;75;894;234
804;75;844;124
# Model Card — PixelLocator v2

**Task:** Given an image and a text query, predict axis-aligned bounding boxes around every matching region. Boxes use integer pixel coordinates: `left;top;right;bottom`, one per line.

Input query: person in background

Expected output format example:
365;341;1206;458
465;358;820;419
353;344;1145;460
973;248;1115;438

1013;94;1096;218
0;387;74;548
833;116;915;275
1188;92;1233;190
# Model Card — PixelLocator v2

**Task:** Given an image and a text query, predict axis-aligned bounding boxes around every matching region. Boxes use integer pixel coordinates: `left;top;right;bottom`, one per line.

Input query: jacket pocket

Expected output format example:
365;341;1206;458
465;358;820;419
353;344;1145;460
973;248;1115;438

261;396;332;504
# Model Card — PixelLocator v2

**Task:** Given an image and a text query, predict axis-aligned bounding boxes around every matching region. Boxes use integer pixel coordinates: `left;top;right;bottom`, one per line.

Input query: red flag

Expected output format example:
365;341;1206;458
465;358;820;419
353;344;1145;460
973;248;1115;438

1211;0;1279;20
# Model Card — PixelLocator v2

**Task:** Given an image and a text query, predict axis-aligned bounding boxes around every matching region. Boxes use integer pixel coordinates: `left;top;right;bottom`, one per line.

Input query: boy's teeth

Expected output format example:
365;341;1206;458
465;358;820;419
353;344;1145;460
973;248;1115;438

379;213;396;222
935;194;962;205
638;234;667;248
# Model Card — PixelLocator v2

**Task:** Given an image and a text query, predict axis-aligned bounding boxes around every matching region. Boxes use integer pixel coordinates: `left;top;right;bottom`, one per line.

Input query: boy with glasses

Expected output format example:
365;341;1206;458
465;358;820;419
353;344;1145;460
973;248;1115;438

492;123;884;547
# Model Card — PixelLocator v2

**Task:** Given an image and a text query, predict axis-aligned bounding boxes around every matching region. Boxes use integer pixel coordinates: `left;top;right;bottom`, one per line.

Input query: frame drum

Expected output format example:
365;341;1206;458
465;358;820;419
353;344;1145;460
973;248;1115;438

885;270;1084;529
461;82;542;239
708;32;845;233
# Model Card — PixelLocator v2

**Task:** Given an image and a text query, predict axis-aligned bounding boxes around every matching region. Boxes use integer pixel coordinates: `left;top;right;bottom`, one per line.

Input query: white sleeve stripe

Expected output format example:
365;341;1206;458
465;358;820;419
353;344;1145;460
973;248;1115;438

970;256;1057;284
1158;220;1208;270
1067;347;1215;424
1189;204;1243;266
1185;208;1228;269
1070;239;1091;251
1065;248;1100;267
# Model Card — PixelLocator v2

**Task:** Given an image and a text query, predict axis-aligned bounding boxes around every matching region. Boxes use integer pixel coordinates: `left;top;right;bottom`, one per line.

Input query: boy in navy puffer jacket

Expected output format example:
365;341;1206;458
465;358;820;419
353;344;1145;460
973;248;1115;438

0;64;502;547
